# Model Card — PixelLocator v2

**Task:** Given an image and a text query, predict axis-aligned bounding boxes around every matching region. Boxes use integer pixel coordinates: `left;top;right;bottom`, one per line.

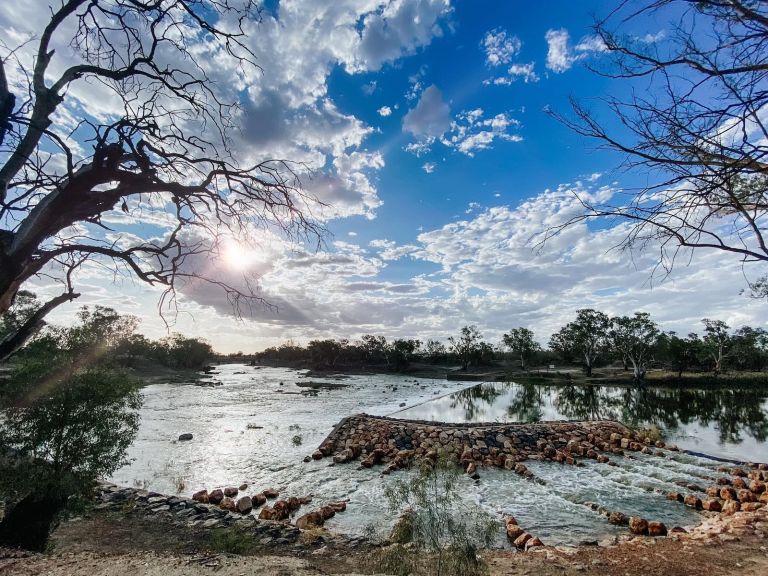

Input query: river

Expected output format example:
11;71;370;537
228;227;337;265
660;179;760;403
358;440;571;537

111;364;768;545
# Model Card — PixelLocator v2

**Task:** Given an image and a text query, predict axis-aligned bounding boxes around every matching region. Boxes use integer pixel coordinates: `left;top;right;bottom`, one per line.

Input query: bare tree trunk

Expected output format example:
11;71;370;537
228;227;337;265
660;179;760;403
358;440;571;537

0;291;79;362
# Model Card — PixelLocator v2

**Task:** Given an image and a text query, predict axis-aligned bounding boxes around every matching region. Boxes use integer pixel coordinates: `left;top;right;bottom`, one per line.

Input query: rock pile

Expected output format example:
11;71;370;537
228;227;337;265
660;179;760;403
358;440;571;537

93;482;301;545
668;464;768;517
504;516;543;551
94;481;352;543
314;414;660;479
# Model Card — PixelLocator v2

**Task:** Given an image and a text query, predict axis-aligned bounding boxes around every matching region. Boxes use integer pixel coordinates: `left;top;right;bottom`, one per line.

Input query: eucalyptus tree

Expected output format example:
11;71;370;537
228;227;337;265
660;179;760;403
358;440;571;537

0;0;321;362
549;309;611;377
657;331;702;378
609;312;659;384
448;325;482;371
548;0;768;295
502;327;540;370
702;319;732;374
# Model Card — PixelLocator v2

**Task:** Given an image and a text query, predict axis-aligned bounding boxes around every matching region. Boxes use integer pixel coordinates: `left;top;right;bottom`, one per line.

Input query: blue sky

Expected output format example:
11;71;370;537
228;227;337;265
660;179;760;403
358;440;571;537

3;0;765;352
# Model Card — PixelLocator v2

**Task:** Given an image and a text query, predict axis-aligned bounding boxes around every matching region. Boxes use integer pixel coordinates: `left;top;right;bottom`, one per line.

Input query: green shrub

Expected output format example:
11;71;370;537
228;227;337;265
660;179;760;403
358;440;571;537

209;526;256;555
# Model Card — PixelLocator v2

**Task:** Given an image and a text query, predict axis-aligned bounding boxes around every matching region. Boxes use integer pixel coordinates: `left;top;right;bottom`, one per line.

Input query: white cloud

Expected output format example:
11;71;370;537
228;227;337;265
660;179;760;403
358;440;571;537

481;28;521;66
545;28;605;73
403;84;452;139
440;110;522;156
545;28;573;73
378;105;393;117
422;162;436;173
354;0;453;72
487;62;540;85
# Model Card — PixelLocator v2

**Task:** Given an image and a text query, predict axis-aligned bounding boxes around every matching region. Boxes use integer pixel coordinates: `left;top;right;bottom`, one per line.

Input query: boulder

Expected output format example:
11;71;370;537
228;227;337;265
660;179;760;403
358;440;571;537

628;517;648;535
319;505;336;520
737;489;756;503
328;501;347;513
732;477;747;489
683;495;701;509
258;506;275;520
208;489;224;505
647;521;667;537
311;450;324;460
272;500;291;520
525;536;543;550
719;487;738;501
236;496;253;514
608;512;629;526
722;500;741;514
749;480;766;494
287;496;301;511
333;449;354;464
252;493;267;506
513;532;532;548
239;483;248;491
192;490;209;503
263;488;279;499
702;498;722;512
506;525;524;540
296;511;324;530
219;497;236;512
178;433;193;441
666;492;683;502
223;486;238;498
741;502;765;511
705;486;720;498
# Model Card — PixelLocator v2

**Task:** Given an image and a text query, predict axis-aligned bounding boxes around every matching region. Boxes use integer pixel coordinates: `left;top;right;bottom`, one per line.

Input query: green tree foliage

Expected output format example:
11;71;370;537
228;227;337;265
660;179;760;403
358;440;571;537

502;327;540;370
360;334;390;366
380;457;497;576
702;319;732;375
390;339;421;371
656;332;702;378
307;339;345;368
424;339;448;364
157;334;213;370
609;313;659;384
0;306;142;550
549;309;611;377
448;326;483;371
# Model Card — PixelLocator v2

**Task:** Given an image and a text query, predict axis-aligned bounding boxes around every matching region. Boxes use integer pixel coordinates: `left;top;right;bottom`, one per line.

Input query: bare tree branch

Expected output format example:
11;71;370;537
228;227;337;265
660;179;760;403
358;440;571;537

0;0;324;358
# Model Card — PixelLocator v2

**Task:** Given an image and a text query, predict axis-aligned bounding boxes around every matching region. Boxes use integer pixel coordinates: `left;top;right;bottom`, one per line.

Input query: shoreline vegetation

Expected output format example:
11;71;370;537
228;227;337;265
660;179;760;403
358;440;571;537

212;311;768;389
216;357;768;391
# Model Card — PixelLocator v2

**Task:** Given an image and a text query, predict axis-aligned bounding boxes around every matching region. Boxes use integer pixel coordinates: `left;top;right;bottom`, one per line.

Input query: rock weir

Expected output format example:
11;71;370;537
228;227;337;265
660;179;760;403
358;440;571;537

313;414;639;476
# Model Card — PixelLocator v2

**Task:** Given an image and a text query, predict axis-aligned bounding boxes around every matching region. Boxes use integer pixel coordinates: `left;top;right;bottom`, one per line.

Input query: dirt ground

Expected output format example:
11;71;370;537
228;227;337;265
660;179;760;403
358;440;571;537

1;509;767;576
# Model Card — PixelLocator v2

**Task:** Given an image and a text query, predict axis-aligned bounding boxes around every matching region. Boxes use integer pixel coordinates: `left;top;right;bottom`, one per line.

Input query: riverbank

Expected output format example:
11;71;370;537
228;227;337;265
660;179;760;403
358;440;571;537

247;358;768;390
2;497;766;575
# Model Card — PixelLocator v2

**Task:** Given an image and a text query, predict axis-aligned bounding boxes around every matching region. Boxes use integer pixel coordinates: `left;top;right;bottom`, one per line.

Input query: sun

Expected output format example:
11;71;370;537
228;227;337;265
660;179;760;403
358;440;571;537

222;240;257;271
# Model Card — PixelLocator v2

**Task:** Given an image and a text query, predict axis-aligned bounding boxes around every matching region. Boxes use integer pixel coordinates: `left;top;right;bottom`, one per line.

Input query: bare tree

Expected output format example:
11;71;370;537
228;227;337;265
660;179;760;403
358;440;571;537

548;0;767;292
0;1;322;361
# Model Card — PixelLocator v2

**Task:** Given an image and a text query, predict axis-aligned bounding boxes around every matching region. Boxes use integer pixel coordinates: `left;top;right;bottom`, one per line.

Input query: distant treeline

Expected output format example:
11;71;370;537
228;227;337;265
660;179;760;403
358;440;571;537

249;309;768;384
1;293;214;371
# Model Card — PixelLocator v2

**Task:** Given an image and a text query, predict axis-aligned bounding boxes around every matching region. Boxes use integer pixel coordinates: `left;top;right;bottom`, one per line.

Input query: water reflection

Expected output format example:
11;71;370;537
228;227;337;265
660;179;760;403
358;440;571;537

398;381;768;461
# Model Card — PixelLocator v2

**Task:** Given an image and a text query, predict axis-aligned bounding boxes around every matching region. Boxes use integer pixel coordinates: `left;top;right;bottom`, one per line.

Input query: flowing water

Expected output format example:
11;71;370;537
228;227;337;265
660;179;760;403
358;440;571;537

111;364;768;545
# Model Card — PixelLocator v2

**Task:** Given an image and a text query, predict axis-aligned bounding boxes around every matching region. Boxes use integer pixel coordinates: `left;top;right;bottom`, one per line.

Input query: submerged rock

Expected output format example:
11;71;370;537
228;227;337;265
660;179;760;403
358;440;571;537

647;521;667;537
178;433;193;441
236;496;253;514
628;517;648;535
192;490;209;503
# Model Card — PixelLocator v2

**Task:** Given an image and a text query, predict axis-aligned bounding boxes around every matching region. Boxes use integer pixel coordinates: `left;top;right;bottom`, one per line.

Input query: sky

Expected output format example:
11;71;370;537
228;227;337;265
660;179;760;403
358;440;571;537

2;0;766;352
